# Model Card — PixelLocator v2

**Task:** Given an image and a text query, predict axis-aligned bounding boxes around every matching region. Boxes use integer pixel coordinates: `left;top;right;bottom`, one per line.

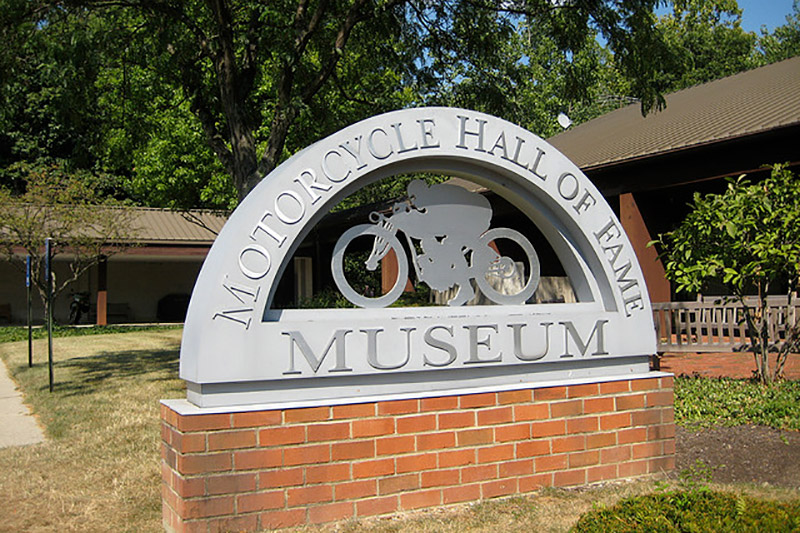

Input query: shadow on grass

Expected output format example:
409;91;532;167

53;348;179;396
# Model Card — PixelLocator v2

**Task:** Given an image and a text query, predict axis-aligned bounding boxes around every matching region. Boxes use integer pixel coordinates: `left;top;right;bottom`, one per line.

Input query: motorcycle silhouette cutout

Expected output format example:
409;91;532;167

332;180;540;308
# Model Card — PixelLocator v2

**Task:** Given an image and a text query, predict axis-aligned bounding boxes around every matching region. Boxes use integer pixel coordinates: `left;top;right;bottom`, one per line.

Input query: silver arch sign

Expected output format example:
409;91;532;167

180;108;656;408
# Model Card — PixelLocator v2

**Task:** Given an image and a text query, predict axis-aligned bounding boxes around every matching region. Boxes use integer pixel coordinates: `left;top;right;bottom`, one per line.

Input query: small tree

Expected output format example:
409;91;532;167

653;164;800;383
0;162;137;322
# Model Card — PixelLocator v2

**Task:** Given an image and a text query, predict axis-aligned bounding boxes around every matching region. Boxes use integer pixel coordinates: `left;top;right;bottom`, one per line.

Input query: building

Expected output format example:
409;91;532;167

548;55;800;301
0;208;226;325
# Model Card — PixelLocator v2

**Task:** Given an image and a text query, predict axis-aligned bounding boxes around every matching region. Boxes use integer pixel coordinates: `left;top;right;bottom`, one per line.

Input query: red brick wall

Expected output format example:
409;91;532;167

161;375;675;532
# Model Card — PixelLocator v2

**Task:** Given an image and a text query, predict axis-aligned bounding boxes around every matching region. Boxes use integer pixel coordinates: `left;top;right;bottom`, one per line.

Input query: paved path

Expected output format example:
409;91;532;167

0;358;45;448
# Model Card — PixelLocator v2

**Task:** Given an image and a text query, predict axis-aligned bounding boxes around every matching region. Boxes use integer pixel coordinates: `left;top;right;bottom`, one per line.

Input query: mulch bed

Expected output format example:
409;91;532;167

659;353;800;489
676;425;800;489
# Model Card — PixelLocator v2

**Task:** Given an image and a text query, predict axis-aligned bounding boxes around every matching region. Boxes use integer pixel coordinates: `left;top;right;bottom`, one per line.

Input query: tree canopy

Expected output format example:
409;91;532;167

1;0;797;209
655;0;760;90
759;0;800;63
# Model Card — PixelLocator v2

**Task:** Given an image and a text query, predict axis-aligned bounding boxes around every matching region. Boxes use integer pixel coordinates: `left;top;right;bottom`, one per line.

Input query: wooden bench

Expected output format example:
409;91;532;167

653;296;800;353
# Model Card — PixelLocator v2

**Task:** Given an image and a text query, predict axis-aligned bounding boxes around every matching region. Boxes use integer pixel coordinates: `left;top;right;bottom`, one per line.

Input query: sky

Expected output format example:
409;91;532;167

600;1;797;48
737;0;796;33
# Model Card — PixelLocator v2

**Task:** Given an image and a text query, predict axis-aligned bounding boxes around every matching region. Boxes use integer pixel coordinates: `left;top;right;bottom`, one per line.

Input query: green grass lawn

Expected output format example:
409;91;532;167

0;324;182;344
0;330;184;532
675;375;800;430
0;328;798;532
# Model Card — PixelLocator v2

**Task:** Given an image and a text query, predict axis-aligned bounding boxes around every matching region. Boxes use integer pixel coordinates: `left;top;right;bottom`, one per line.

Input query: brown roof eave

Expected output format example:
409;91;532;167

580;122;800;174
132;240;216;248
585;123;800;197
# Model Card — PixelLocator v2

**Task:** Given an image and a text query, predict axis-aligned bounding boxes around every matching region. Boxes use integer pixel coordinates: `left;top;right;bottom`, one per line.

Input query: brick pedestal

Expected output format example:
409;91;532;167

161;374;674;532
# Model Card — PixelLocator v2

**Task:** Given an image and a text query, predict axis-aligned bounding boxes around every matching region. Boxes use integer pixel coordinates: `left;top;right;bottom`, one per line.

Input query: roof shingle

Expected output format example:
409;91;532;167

129;207;227;244
548;56;800;169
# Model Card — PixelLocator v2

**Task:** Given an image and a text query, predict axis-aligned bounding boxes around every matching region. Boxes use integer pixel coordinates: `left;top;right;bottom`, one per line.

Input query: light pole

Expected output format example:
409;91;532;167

26;255;32;368
45;238;54;392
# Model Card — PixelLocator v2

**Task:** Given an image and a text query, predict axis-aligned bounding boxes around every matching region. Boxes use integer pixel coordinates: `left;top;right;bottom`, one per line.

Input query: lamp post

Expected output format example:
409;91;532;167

45;238;53;392
26;255;32;368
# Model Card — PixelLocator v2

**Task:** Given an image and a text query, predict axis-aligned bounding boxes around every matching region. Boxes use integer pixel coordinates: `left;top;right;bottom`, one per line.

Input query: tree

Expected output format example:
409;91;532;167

126;97;237;210
0;6;111;177
2;0;678;204
758;0;800;63
0;162;137;321
434;15;610;138
653;165;800;384
655;0;759;92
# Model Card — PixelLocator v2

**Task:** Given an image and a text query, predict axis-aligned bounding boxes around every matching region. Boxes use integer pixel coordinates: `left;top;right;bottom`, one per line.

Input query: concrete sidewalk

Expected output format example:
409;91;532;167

0;358;45;448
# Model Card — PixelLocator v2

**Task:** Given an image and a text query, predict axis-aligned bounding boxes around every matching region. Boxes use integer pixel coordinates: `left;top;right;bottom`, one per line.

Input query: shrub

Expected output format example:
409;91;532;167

653;165;800;384
572;491;800;532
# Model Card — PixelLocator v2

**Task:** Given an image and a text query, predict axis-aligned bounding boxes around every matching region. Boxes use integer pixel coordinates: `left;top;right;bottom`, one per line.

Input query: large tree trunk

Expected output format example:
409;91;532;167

230;128;259;203
206;0;262;202
251;104;298;199
190;0;384;202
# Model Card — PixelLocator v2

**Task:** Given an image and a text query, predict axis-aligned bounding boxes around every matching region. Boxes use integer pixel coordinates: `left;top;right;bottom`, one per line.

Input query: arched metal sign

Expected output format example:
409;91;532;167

180;108;656;408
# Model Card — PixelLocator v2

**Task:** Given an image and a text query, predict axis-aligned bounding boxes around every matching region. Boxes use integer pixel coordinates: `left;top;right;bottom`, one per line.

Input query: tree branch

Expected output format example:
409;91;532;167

302;0;372;103
331;71;374;106
238;6;262;103
182;66;234;174
257;0;406;181
82;0;211;54
292;0;330;65
179;209;224;236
